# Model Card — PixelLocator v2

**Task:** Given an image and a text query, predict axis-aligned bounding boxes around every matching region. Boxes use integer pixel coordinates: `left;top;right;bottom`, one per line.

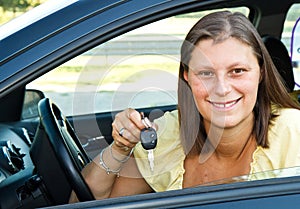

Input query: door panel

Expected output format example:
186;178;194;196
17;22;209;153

68;105;177;158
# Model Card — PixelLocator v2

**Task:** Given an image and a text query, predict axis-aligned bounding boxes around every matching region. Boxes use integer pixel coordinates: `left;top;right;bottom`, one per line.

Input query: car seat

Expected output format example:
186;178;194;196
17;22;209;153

262;35;295;93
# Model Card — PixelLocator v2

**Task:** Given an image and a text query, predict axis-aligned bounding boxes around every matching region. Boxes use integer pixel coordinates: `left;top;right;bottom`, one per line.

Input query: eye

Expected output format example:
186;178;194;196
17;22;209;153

197;70;215;77
229;68;245;76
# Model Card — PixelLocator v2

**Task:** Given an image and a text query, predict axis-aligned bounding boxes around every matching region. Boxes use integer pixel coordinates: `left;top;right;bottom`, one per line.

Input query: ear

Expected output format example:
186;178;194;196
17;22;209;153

183;70;189;82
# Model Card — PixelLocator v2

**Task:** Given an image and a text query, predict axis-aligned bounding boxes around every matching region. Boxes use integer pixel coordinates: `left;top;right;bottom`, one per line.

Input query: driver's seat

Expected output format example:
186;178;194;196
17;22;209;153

262;35;295;93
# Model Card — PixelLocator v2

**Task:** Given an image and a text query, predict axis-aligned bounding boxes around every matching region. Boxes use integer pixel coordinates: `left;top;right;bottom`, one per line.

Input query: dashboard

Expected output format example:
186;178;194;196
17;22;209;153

0;124;33;181
0;124;47;208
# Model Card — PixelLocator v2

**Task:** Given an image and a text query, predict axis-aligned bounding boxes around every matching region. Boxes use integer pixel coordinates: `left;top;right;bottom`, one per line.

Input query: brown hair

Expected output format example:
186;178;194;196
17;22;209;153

178;11;300;154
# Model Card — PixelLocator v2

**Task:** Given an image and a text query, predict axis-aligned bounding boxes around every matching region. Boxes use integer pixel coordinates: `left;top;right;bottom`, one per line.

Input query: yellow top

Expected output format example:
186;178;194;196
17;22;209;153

133;108;300;192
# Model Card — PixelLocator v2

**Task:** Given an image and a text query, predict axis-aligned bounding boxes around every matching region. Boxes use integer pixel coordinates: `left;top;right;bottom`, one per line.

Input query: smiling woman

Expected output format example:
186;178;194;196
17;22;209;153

69;11;300;202
185;37;260;129
2;0;300;208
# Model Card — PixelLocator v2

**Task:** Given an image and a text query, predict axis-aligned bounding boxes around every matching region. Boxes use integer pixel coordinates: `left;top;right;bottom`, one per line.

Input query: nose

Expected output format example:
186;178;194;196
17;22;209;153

214;76;231;96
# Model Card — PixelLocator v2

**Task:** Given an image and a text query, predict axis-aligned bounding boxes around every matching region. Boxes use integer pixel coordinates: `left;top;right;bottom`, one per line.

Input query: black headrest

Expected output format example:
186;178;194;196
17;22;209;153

262;35;295;92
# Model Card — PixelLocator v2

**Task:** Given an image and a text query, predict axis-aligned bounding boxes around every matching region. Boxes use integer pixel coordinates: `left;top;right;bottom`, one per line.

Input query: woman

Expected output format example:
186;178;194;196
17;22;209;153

70;11;300;201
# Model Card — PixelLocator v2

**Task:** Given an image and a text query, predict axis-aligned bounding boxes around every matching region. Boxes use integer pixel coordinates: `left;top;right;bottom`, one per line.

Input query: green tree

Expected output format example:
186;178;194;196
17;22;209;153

0;0;41;13
0;0;43;24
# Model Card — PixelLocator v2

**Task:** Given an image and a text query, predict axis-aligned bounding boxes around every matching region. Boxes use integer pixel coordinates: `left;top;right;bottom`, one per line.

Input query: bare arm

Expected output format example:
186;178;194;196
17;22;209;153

69;108;153;202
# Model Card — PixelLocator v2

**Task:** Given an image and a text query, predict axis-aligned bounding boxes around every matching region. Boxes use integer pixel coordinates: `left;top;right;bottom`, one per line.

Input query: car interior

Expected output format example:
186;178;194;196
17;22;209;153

262;35;295;93
1;0;300;208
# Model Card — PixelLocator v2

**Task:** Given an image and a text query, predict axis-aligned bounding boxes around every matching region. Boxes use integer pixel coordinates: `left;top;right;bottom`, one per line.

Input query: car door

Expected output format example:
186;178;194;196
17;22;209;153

2;0;300;208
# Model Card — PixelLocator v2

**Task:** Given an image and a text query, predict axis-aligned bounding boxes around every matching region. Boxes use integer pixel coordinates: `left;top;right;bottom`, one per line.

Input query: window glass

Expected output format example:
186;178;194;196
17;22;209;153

282;3;300;90
27;7;249;116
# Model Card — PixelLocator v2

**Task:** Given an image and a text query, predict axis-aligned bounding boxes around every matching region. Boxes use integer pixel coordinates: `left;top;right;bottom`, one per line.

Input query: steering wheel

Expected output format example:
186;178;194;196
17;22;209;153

30;98;94;203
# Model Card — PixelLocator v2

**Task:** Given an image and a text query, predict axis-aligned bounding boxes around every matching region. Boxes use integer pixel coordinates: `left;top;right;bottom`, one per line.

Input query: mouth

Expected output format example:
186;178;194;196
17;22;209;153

209;98;241;109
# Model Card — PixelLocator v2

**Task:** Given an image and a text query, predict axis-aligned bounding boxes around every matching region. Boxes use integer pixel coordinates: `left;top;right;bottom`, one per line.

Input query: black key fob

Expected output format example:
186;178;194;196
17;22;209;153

140;127;157;150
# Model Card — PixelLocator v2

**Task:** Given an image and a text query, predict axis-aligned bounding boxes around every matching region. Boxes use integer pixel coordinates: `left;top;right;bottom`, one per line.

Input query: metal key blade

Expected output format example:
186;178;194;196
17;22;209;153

147;149;154;172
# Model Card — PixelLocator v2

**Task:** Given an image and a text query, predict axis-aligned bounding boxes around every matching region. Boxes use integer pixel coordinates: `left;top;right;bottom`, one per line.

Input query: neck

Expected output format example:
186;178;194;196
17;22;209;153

202;112;256;160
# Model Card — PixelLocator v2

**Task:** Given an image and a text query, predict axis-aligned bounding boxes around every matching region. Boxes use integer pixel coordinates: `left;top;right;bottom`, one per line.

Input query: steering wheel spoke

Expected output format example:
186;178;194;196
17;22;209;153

30;98;95;204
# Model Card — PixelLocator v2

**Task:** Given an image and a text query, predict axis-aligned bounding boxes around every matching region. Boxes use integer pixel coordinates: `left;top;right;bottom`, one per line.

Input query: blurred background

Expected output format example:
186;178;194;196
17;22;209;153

0;0;47;25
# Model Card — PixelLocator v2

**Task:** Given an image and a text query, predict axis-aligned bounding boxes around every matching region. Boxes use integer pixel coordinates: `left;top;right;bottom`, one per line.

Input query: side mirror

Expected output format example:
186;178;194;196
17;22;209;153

22;89;45;119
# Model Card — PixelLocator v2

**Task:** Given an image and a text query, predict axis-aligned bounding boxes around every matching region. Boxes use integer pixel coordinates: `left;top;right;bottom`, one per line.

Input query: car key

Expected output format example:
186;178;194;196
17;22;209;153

140;113;157;172
140;127;157;150
140;127;157;172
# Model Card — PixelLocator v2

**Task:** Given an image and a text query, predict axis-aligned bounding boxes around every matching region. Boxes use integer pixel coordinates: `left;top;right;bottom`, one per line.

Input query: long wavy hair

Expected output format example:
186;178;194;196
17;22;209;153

178;11;300;155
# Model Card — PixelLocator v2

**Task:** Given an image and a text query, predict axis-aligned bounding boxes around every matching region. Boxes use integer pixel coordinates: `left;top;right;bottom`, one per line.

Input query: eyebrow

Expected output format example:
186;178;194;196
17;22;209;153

192;62;251;71
191;64;214;71
226;62;252;69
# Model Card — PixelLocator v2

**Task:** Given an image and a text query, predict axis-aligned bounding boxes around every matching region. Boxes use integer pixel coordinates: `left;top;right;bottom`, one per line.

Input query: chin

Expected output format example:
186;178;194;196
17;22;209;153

210;119;240;129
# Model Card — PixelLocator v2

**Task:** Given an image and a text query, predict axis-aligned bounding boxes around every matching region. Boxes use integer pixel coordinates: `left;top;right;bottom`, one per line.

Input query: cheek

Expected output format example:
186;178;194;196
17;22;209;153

188;77;209;98
248;84;259;103
237;78;259;105
188;78;210;112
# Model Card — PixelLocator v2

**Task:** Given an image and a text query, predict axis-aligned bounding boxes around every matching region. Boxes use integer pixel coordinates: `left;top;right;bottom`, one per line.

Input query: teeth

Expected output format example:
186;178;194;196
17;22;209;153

212;100;237;108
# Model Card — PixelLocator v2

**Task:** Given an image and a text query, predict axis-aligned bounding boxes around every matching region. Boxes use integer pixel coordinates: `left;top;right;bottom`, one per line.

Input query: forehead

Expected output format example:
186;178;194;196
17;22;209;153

195;37;252;52
189;38;258;68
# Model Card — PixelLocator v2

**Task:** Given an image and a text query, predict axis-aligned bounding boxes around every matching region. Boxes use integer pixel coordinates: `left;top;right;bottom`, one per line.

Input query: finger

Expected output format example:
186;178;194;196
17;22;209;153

114;109;142;137
129;109;158;132
112;118;140;143
114;125;140;144
112;128;136;149
126;108;145;130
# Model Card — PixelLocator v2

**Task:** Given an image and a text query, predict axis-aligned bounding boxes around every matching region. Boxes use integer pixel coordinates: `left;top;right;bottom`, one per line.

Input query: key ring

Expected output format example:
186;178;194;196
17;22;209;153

140;112;152;128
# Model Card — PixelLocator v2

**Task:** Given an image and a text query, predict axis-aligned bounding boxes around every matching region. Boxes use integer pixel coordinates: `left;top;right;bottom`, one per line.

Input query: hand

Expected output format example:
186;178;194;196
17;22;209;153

111;108;146;154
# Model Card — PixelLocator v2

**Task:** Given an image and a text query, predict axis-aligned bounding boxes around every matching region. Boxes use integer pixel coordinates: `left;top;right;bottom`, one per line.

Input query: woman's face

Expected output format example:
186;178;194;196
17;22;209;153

184;37;260;129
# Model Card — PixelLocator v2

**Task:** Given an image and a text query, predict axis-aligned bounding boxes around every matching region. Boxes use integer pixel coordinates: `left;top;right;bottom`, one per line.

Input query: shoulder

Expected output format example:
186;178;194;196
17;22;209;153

272;107;300;129
252;108;300;170
274;107;300;117
268;108;300;162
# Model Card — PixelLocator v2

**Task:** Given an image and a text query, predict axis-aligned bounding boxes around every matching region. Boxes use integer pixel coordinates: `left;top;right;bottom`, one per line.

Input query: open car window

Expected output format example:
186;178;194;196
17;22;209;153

3;1;300;208
26;7;249;117
23;3;300;198
23;4;300;191
24;5;300;190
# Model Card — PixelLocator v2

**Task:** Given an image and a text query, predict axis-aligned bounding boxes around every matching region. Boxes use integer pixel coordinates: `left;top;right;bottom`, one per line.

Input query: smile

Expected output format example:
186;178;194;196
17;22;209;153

209;98;241;109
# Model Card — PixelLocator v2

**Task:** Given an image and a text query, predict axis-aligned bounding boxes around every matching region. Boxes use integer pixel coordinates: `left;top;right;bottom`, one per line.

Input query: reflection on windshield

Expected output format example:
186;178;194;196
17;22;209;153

197;166;300;186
